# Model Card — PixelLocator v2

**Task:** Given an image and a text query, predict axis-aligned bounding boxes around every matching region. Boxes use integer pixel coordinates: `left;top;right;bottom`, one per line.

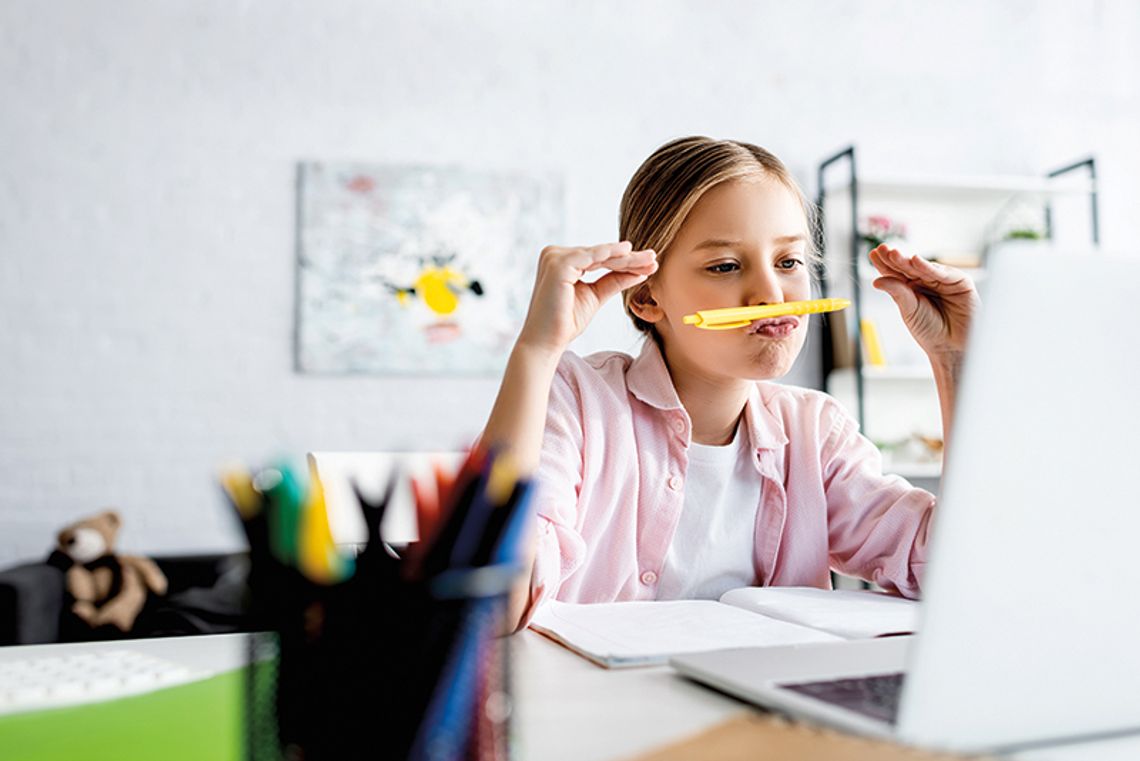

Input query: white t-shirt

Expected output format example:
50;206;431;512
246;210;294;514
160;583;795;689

656;423;762;600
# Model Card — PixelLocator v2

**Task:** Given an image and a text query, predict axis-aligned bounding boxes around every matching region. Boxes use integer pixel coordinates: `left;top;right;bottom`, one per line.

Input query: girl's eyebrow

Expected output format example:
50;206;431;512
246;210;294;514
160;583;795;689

692;238;742;251
692;234;806;251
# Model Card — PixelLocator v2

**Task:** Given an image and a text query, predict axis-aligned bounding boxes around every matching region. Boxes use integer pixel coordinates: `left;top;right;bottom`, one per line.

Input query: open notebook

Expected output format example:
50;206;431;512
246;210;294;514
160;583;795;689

529;587;919;668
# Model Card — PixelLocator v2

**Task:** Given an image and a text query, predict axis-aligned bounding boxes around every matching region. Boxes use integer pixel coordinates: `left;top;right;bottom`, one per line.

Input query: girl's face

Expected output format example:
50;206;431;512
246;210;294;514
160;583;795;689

638;178;812;383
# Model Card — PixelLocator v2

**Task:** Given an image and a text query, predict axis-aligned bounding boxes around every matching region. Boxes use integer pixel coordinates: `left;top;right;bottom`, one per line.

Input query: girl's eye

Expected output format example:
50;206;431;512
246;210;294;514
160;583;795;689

777;257;805;270
706;262;740;274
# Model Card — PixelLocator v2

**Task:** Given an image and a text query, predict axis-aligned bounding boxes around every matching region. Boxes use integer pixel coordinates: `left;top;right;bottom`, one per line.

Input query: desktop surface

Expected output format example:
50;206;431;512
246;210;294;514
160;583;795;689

0;631;745;761
512;629;747;760
3;631;1140;761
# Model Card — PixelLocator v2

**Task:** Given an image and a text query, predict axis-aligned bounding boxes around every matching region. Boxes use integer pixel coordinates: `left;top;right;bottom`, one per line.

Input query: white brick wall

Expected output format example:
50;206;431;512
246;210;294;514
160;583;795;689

2;0;1138;560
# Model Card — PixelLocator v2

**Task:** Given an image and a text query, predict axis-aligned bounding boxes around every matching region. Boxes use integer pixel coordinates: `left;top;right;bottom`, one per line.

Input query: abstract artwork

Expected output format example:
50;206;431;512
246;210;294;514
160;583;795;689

296;162;563;375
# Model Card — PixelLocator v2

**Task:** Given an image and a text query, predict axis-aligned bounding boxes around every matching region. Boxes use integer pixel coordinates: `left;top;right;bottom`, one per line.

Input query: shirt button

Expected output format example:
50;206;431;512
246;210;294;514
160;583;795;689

641;570;658;585
668;475;683;491
673;418;685;434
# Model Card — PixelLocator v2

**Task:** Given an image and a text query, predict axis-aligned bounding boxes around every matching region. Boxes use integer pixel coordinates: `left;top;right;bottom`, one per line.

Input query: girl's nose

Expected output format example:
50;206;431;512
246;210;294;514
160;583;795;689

743;267;783;306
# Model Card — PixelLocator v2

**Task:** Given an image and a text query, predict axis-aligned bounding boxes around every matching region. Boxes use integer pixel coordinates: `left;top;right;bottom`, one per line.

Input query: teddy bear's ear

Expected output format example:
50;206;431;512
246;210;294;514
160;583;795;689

101;510;122;529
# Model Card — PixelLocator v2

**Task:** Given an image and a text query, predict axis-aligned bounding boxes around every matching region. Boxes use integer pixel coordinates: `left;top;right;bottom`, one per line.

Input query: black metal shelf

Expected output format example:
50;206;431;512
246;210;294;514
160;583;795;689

815;145;1100;435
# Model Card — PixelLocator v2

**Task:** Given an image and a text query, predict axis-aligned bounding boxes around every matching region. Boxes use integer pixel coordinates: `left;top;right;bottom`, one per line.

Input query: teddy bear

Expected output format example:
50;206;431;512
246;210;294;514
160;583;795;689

54;510;169;632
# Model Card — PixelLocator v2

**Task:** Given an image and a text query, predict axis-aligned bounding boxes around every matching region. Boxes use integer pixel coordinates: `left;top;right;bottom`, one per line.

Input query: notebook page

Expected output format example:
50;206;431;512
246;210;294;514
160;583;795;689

717;587;919;639
529;600;842;668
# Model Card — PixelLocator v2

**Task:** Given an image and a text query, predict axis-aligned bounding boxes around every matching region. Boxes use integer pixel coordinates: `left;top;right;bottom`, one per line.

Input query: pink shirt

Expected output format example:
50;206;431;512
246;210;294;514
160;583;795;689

525;339;934;625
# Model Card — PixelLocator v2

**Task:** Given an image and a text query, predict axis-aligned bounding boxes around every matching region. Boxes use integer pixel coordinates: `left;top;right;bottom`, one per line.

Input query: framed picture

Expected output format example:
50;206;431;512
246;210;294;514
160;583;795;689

296;162;563;375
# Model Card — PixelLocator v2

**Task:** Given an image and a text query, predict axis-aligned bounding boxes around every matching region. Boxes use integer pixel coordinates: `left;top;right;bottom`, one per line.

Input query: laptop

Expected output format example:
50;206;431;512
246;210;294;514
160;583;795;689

671;249;1140;753
307;450;464;549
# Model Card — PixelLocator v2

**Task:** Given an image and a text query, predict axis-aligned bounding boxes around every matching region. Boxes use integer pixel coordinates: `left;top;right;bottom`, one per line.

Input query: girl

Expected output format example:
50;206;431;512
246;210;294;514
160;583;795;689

481;136;979;631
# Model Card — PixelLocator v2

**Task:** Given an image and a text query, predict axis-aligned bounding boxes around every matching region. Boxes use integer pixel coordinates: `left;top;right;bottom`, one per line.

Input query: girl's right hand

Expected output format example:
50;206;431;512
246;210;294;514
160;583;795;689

516;241;658;354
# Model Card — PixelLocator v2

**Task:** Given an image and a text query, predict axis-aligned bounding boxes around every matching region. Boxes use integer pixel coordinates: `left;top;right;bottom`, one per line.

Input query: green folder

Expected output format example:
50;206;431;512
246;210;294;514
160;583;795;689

0;667;252;761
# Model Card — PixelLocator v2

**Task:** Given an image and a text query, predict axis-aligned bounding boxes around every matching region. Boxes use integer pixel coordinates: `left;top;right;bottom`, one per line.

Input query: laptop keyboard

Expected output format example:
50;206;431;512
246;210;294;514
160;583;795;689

780;672;905;725
0;649;204;715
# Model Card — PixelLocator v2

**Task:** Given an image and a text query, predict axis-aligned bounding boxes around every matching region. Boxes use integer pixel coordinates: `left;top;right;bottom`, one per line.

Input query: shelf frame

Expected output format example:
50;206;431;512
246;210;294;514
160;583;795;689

816;145;865;428
1045;157;1099;246
815;146;1101;439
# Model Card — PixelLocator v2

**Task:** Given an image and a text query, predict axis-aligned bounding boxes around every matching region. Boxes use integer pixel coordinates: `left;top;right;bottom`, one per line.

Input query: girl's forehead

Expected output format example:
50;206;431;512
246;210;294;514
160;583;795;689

679;179;807;241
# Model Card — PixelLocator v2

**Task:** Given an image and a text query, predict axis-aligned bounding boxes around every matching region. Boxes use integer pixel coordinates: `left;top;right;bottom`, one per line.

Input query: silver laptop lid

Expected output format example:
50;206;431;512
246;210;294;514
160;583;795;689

898;250;1140;750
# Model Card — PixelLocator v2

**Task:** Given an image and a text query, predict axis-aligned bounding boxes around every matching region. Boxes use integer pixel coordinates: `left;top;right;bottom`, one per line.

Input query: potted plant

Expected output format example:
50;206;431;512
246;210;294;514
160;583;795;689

859;215;907;249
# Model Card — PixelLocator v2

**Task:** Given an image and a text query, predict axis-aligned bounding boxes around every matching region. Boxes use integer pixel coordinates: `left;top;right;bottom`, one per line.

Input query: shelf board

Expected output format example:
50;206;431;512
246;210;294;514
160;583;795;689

824;173;1094;199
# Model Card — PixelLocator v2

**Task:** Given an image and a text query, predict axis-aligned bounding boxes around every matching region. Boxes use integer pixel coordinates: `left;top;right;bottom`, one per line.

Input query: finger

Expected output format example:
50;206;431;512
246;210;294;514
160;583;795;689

882;249;955;282
539;242;627;272
868;245;911;280
542;241;629;255
871;248;971;291
568;242;651;269
598;240;634;256
901;255;974;291
868;247;917;287
582;248;658;274
565;241;634;268
872;276;919;317
587;264;658;284
867;244;895;275
587;270;653;304
565;244;656;274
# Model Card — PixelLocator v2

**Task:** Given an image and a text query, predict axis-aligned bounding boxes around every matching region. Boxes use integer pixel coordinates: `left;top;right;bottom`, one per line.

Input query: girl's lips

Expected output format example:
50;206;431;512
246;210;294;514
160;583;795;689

746;316;800;336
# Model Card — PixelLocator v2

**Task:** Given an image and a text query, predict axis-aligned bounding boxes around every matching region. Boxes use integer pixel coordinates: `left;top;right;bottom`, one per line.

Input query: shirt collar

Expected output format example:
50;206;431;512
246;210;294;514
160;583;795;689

627;338;685;411
626;338;790;452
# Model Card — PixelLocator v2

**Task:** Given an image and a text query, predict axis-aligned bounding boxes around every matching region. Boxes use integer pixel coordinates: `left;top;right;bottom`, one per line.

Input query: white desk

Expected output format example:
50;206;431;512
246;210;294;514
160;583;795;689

511;629;748;760
4;632;1139;761
510;630;1140;761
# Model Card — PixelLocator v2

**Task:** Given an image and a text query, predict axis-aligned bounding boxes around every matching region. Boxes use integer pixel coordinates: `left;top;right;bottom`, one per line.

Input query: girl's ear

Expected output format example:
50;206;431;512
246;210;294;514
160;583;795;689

627;280;665;324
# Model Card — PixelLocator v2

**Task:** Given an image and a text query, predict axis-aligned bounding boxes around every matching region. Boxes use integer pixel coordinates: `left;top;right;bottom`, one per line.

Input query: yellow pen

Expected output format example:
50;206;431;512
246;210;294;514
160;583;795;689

683;298;851;330
299;456;353;584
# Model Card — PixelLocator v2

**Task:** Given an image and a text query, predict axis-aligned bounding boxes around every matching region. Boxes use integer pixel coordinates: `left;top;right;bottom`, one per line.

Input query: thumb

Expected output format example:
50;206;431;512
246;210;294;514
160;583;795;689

589;270;649;304
873;276;917;317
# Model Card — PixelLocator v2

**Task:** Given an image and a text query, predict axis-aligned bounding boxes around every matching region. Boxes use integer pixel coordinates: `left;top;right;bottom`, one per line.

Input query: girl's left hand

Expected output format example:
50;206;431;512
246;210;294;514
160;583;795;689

868;244;980;361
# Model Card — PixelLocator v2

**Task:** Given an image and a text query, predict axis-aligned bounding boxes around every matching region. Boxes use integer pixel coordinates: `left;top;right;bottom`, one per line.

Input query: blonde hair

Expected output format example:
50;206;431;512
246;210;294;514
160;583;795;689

619;136;820;334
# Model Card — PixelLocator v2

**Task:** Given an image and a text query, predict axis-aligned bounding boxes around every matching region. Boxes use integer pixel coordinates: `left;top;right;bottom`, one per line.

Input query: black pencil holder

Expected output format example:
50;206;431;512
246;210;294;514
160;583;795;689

243;550;517;761
227;450;531;761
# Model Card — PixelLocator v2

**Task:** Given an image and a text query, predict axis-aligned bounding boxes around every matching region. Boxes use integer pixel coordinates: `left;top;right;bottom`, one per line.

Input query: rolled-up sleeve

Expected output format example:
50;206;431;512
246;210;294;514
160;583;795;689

521;363;589;626
820;400;935;599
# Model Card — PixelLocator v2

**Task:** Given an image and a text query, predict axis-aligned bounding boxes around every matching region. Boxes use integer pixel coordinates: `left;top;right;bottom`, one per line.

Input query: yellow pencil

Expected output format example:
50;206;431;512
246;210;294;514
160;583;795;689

683;298;851;330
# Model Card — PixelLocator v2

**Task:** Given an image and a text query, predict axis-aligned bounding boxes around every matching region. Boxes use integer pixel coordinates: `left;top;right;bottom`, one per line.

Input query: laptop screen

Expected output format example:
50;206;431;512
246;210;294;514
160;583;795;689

898;249;1140;749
